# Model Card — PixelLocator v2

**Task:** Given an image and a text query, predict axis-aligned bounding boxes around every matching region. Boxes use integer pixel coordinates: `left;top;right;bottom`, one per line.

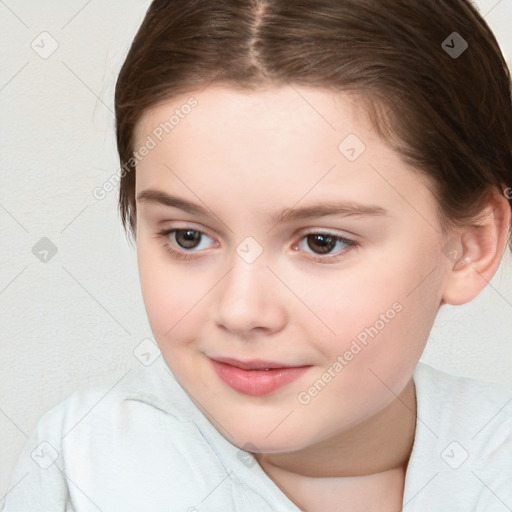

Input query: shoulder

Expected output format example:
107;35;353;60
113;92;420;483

9;358;193;471
4;357;247;510
414;361;512;398
404;362;512;507
414;361;512;429
413;361;512;449
34;356;195;442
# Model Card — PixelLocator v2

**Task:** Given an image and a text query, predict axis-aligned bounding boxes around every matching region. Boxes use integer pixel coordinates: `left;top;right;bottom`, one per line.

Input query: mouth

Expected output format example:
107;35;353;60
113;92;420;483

209;356;312;396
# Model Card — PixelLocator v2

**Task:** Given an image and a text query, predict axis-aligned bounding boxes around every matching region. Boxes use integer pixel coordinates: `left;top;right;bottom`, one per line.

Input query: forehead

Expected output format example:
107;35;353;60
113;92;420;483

133;85;435;224
134;84;369;148
134;85;391;178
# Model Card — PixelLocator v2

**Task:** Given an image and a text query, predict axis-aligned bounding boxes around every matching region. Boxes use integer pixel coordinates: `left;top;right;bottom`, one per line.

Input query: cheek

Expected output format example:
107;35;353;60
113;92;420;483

137;242;204;340
299;243;442;373
290;257;442;435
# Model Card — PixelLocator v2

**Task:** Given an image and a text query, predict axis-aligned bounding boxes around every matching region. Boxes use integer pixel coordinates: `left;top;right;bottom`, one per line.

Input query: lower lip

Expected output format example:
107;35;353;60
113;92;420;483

210;359;311;396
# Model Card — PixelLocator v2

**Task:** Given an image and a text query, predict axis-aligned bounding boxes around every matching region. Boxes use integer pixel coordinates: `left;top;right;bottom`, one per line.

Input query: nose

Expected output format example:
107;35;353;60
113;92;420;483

213;250;287;338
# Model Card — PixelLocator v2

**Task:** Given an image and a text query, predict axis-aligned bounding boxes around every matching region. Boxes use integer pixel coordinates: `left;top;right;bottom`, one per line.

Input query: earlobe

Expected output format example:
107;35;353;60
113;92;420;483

441;192;511;306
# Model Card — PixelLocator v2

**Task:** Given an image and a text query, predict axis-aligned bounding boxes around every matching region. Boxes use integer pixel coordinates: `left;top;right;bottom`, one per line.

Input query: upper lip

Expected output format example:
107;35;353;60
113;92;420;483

210;356;309;370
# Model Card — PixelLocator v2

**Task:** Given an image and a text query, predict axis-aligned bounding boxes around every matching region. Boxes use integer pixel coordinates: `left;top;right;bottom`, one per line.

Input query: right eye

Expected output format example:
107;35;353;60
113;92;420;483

156;228;218;260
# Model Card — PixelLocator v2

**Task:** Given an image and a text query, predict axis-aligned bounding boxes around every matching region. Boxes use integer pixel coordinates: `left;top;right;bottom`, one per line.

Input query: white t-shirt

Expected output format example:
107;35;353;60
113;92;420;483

3;357;512;511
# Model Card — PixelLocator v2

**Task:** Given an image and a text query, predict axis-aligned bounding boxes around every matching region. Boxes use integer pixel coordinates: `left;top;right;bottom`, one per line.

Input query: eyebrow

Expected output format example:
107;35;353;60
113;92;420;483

136;189;388;224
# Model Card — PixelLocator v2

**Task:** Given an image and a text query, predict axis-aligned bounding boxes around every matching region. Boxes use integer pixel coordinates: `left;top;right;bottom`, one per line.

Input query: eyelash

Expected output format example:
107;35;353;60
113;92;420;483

155;228;359;264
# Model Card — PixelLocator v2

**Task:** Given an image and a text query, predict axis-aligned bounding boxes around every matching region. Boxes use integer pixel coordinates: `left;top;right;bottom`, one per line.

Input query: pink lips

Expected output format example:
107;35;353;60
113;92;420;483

210;357;312;396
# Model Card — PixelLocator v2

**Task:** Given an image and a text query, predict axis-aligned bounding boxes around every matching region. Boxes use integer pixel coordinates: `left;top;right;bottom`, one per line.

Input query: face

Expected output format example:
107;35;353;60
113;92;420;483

133;85;450;453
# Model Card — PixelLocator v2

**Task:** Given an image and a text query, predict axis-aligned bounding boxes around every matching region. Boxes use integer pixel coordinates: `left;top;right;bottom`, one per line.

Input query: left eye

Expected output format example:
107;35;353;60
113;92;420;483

296;233;354;257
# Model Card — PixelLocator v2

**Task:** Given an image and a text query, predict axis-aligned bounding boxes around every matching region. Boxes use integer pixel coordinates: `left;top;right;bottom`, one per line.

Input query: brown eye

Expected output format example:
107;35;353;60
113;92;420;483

305;233;338;255
295;231;358;262
174;229;203;249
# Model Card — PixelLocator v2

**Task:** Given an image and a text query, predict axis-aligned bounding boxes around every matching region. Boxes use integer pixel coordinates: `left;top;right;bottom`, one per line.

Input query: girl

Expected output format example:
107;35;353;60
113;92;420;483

4;0;512;510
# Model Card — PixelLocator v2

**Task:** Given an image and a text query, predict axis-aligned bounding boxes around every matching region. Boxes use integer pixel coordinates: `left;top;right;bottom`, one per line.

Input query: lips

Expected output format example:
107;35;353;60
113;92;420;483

211;356;303;370
209;356;312;396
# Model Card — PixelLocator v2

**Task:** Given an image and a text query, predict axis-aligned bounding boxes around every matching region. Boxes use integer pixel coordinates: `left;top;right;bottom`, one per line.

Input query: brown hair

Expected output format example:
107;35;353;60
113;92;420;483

115;0;512;249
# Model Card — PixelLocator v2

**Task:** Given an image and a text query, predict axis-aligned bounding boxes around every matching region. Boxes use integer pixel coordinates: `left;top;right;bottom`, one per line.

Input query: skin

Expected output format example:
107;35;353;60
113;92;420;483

132;85;511;511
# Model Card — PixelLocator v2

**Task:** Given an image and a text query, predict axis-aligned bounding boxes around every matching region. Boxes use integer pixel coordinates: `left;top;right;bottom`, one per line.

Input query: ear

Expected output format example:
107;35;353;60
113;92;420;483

441;190;511;306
